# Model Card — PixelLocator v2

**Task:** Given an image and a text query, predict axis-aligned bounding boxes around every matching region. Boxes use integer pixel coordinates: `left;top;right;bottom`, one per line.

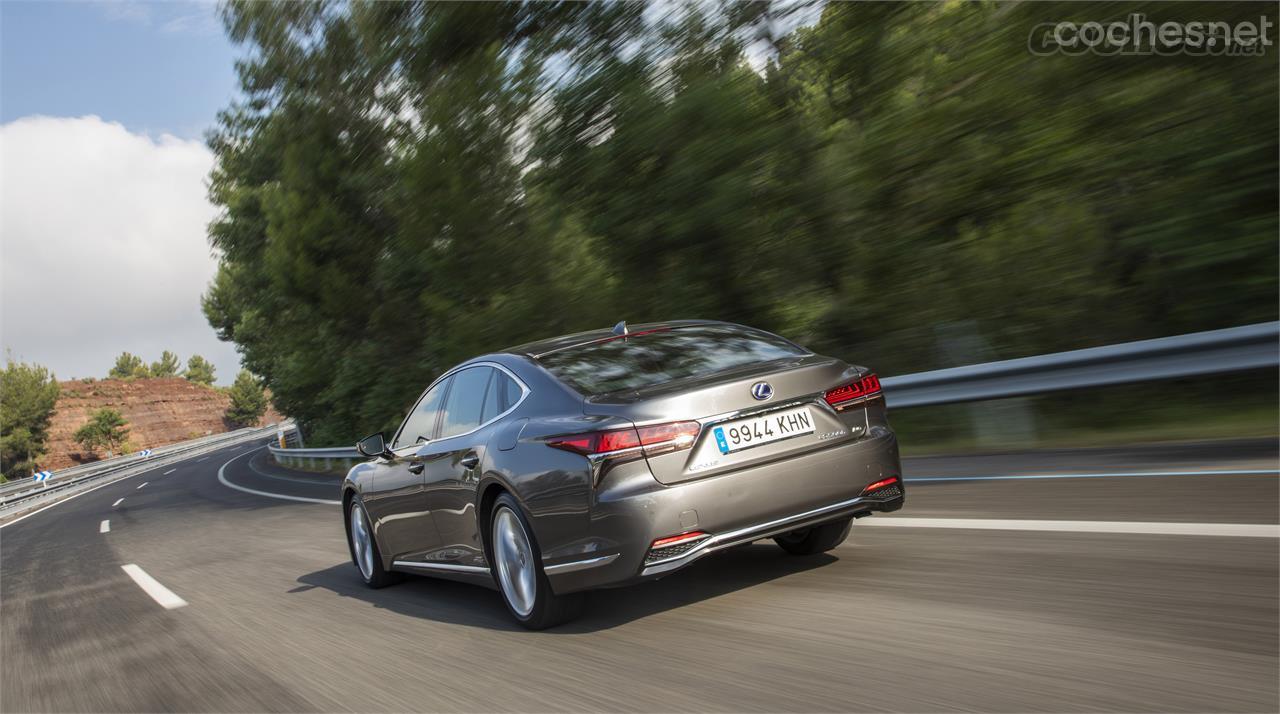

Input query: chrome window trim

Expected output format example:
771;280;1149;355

428;362;531;446
392;362;531;452
542;553;619;575
392;560;490;575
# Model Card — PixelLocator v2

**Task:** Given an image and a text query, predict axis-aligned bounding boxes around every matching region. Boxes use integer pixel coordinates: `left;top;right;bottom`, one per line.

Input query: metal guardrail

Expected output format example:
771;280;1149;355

0;422;294;519
268;445;361;472
880;321;1278;408
265;321;1279;469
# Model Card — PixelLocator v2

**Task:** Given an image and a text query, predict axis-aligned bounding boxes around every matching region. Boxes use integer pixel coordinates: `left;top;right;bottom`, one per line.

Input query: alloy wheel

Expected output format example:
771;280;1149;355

493;507;537;617
350;503;374;580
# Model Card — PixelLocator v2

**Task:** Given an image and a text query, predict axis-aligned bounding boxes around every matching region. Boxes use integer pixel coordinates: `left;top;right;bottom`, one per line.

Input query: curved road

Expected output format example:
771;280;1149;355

3;439;1277;712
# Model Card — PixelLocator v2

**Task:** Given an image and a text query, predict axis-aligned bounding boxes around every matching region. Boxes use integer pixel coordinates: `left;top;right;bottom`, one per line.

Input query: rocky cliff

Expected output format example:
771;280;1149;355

42;378;285;469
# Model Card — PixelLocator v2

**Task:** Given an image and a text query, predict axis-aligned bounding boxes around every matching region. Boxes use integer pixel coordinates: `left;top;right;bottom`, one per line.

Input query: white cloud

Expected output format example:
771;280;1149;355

95;0;222;36
0;115;241;384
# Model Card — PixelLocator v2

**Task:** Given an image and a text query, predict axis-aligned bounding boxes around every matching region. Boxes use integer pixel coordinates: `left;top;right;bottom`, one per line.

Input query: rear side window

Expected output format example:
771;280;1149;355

439;366;494;439
536;325;808;395
479;369;521;423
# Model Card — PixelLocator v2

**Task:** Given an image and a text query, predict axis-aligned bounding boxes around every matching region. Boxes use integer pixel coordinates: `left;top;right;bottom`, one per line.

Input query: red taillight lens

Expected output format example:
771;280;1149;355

546;421;701;460
635;421;700;454
823;373;882;410
861;476;900;495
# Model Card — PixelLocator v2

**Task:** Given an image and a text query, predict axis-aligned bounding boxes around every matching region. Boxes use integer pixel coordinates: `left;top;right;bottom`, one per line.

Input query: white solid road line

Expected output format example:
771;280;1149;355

112;498;124;507
906;468;1279;483
99;519;110;533
0;439;267;530
163;469;176;475
136;482;148;490
217;448;341;505
863;517;1280;538
120;564;188;610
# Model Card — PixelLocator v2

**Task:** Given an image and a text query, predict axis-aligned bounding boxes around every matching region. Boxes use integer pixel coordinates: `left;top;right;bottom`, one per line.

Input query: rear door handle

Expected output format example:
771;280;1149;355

459;453;479;470
407;461;425;475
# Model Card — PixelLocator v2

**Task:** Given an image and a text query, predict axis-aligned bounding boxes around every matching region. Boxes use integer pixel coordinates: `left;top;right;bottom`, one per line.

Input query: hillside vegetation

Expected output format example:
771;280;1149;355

42;378;283;470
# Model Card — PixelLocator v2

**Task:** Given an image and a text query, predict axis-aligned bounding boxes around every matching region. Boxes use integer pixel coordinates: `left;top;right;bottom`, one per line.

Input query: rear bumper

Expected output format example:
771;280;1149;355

543;427;903;594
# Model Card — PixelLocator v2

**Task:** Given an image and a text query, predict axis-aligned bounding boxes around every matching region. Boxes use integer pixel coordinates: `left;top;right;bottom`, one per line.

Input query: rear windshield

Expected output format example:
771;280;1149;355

536;325;809;395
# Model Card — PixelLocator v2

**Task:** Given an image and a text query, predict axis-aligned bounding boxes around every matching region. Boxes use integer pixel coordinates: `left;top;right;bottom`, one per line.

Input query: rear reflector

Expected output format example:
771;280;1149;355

651;531;709;549
824;373;882;410
646;531;711;564
861;476;900;495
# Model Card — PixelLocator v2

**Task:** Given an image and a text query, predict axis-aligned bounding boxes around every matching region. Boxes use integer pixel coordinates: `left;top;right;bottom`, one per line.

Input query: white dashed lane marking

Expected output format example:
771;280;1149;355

163;469;176;475
112;498;124;507
136;482;148;490
99;519;110;533
120;564;188;610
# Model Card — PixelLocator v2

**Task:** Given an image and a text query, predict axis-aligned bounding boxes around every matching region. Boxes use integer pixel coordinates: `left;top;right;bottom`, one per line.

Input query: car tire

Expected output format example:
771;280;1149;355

489;493;583;630
347;496;401;588
773;516;853;555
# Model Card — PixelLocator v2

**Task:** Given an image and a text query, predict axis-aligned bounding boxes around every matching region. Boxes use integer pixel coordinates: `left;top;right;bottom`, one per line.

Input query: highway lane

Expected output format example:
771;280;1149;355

1;440;1276;712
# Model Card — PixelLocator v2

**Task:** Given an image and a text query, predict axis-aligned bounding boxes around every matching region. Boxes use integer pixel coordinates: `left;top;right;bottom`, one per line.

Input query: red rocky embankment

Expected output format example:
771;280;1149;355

42;377;284;470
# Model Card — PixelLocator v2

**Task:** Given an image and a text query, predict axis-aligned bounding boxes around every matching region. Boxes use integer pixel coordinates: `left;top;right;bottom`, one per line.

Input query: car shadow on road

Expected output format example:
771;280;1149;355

293;544;838;633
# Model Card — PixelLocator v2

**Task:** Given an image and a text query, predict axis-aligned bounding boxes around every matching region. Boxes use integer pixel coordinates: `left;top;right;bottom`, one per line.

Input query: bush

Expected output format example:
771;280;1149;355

74;408;130;457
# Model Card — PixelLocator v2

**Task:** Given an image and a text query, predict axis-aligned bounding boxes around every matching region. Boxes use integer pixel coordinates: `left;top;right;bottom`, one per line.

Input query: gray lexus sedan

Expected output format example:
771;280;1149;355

343;320;903;628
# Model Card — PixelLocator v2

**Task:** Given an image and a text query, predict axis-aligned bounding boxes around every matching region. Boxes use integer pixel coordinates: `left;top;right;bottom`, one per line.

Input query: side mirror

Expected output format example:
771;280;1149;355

356;432;392;459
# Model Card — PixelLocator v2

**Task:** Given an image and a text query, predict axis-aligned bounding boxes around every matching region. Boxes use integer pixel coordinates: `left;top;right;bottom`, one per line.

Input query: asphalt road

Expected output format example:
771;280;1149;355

2;439;1276;712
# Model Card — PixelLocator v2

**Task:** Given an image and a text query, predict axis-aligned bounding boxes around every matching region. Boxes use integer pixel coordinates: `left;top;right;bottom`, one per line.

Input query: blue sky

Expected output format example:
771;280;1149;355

2;1;247;384
2;0;240;139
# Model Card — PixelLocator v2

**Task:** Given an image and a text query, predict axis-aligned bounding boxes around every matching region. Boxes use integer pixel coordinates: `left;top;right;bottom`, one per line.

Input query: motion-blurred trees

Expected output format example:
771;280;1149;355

74;408;130;457
184;355;216;386
205;1;1278;444
151;351;182;378
0;358;61;481
225;370;268;427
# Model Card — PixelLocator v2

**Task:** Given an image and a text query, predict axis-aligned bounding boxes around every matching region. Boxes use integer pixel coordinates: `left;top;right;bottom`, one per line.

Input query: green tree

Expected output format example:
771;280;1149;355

73;408;130;457
108;352;147;379
151;351;181;378
225;369;268;427
184;355;216;386
203;0;1277;445
0;358;61;481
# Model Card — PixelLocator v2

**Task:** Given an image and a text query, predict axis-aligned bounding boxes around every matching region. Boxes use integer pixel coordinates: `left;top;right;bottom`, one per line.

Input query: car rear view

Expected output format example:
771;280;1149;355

530;321;904;592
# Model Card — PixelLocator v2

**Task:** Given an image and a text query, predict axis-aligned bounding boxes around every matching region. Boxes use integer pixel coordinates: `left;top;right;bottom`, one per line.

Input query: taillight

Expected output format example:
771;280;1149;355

546;421;701;481
823;373;882;410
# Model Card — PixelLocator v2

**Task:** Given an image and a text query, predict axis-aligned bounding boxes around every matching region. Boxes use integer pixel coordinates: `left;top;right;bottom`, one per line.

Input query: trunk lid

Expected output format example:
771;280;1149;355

585;355;872;484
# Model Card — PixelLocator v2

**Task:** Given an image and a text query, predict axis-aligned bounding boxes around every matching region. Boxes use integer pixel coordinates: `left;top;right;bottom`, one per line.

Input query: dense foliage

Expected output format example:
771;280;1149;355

225;369;269;427
74;407;130;457
108;352;149;379
204;1;1278;445
151;351;182;378
0;359;61;480
184;355;217;386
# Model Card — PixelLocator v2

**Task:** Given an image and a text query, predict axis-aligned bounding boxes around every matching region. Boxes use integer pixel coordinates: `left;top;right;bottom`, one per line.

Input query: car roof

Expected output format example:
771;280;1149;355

501;319;737;359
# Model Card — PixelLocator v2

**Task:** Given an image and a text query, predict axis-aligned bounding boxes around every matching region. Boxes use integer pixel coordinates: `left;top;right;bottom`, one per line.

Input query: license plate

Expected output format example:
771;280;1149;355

712;407;815;454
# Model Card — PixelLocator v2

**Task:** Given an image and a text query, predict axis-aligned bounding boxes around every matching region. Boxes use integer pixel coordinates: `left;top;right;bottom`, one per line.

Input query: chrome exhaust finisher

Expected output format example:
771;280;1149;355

639;495;876;577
